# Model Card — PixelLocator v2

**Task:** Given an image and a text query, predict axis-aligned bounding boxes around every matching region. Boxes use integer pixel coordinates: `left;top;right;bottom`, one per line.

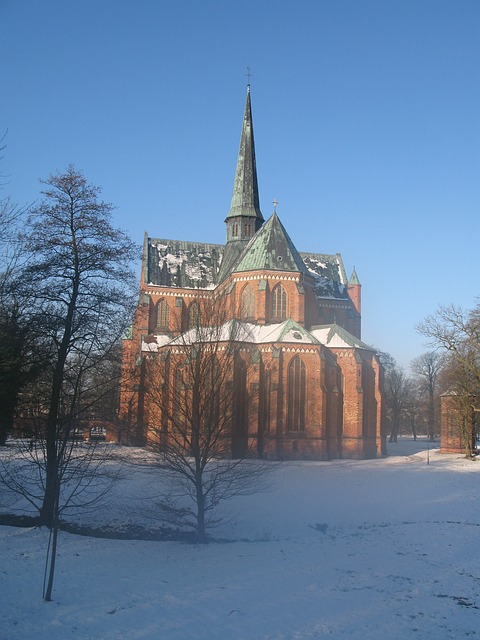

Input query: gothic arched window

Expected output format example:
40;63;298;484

157;299;170;329
241;284;255;320
271;283;287;320
287;356;306;432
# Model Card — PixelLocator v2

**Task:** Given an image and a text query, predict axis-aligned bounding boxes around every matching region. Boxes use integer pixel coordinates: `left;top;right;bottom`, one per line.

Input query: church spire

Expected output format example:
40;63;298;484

225;85;264;242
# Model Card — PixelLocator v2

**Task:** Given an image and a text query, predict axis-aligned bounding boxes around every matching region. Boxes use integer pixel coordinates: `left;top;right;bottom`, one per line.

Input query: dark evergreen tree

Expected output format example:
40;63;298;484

0;166;37;445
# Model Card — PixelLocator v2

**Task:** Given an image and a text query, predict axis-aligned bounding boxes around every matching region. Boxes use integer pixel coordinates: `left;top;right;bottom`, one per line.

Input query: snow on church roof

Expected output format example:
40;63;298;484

163;319;319;348
301;253;349;299
147;238;224;289
142;320;373;354
145;236;350;301
310;324;373;350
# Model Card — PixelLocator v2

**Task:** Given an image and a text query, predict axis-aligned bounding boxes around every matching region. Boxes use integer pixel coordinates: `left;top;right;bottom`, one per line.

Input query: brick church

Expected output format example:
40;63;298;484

120;86;386;460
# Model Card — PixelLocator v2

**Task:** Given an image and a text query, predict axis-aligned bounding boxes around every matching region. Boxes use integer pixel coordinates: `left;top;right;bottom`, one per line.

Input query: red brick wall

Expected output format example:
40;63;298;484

440;394;466;454
119;266;382;460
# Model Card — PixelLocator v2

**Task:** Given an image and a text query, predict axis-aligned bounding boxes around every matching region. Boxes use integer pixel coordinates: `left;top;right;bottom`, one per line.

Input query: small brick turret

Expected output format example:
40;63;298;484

347;267;361;316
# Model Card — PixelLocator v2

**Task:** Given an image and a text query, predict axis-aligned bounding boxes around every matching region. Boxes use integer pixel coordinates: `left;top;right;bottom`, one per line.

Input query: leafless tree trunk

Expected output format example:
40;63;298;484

140;301;270;542
382;360;415;443
411;352;444;441
19;165;136;528
0;427;123;600
0;165;136;600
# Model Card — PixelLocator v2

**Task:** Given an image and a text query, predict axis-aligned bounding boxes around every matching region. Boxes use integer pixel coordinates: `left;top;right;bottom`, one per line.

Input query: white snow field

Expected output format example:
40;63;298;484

1;438;479;640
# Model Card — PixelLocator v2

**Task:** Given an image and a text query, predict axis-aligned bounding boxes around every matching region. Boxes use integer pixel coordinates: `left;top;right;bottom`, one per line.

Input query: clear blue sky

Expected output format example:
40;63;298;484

2;0;479;369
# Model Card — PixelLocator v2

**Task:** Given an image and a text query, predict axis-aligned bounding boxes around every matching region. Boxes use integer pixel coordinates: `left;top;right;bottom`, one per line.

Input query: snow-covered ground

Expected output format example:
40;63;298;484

1;438;480;640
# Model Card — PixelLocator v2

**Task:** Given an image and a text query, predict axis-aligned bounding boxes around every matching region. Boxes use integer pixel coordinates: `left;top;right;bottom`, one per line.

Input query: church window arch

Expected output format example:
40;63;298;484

156;299;170;329
241;284;255;320
271;283;287;320
287;356;306;432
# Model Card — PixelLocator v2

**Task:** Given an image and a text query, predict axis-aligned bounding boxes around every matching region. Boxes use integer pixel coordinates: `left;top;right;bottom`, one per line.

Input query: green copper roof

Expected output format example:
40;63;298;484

348;267;361;286
226;86;264;223
276;318;320;344
232;212;308;274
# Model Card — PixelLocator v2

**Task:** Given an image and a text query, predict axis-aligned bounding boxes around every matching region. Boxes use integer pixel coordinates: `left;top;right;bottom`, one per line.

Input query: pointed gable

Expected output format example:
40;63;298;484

310;323;372;350
232;212;308;274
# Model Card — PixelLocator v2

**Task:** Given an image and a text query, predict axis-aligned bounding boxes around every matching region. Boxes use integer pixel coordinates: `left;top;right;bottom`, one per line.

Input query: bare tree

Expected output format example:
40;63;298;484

438;358;478;458
380;354;415;443
0;166;137;600
418;303;480;457
140;301;269;542
19;165;137;530
403;383;422;440
0;433;121;600
418;304;480;382
411;351;444;441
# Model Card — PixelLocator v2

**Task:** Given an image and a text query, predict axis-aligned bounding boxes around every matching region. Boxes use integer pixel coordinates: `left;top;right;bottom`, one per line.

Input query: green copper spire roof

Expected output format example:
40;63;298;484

232;212;308;274
226;86;264;223
348;267;361;285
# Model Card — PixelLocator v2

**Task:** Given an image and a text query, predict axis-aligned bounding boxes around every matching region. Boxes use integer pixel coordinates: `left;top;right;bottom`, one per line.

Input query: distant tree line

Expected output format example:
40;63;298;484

380;350;443;444
380;301;480;459
418;303;480;458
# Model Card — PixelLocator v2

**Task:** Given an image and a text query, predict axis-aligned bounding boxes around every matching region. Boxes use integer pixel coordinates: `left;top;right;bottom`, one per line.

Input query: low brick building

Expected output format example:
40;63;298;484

120;86;386;460
440;392;476;455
